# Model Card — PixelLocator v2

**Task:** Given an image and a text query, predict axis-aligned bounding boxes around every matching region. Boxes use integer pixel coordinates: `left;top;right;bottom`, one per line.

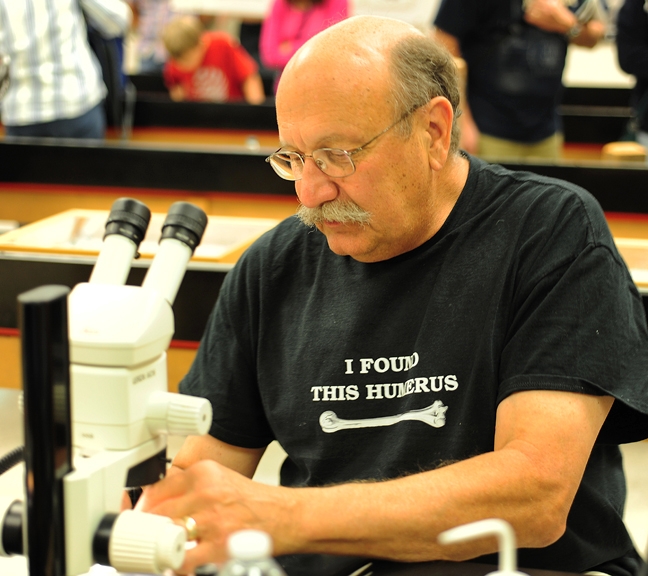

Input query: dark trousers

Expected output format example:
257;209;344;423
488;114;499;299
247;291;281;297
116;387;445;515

4;102;106;139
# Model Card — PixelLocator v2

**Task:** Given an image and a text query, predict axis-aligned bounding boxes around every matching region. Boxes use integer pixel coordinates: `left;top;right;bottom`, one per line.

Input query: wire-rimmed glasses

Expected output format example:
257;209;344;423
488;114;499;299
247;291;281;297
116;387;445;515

265;106;420;181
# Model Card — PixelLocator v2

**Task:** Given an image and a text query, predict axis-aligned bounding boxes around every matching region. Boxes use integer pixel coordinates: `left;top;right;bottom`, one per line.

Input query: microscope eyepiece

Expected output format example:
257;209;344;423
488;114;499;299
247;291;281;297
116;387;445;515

90;198;152;285
104;198;151;245
159;202;208;253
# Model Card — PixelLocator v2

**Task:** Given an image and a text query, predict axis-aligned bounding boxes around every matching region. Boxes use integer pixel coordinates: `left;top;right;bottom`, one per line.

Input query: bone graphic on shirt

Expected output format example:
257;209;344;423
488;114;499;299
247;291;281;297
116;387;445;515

319;400;448;433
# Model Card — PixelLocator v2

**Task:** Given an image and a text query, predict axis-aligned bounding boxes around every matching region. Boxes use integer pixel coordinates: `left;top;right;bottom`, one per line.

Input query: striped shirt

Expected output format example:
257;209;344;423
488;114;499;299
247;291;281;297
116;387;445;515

0;0;131;126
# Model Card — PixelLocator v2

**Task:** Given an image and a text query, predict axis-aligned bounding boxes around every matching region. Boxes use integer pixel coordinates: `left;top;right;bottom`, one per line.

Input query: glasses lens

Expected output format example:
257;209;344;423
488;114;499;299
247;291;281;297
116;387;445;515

268;151;303;181
313;149;354;177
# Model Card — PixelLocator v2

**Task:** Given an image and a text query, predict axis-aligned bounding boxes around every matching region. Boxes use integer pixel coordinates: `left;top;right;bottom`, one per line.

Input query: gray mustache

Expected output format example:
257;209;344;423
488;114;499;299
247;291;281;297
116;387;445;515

296;200;371;227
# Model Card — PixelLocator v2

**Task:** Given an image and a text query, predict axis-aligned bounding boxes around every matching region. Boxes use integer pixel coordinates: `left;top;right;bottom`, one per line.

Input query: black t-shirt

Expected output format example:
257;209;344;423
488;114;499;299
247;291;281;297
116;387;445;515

434;0;568;143
181;155;648;574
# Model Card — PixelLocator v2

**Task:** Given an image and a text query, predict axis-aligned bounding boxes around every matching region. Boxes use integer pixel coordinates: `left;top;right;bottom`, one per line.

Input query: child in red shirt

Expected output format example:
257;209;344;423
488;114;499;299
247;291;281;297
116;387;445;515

162;16;265;104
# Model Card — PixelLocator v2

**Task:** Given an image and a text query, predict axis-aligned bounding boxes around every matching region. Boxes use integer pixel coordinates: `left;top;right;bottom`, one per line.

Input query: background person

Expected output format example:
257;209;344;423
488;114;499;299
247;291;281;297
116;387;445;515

616;0;648;152
162;15;265;104
138;15;648;576
433;0;607;159
259;0;348;92
128;0;178;74
0;0;131;139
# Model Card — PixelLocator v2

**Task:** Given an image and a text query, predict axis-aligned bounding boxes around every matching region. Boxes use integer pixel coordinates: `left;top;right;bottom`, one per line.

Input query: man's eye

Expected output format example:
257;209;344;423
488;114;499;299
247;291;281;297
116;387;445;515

322;150;349;166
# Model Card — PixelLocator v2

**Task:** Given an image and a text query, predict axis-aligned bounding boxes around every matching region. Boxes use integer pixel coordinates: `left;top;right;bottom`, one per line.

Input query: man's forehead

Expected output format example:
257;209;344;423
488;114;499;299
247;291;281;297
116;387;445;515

277;51;391;116
276;76;391;148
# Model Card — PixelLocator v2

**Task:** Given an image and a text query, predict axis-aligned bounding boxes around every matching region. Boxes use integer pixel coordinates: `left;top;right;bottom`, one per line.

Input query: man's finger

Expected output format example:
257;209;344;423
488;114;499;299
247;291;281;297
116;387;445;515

178;541;225;574
136;471;190;512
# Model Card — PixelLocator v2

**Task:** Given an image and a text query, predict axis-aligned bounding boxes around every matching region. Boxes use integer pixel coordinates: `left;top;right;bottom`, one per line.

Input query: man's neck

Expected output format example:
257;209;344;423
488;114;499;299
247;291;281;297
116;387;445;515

427;151;470;237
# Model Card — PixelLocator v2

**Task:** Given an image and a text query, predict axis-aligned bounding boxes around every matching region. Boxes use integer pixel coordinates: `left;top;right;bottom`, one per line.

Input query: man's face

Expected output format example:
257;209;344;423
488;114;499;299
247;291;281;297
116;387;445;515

277;79;438;263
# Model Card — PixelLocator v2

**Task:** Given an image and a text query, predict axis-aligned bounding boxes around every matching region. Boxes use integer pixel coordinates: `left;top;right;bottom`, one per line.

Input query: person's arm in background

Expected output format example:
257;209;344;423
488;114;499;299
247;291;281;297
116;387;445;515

292;0;349;62
616;0;648;79
226;35;266;104
259;0;292;70
162;61;186;101
81;0;132;38
433;28;479;154
242;72;266;104
306;0;349;38
523;0;605;48
126;0;139;30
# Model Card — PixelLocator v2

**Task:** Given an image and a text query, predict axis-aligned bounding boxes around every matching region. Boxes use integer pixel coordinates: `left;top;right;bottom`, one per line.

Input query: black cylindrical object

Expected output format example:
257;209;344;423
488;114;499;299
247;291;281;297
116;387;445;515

160;201;208;252
103;197;151;247
19;285;73;576
2;500;24;556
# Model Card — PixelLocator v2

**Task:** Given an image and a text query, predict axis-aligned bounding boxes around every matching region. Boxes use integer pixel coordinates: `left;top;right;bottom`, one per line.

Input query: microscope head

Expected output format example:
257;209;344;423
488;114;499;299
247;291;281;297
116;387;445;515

7;116;215;576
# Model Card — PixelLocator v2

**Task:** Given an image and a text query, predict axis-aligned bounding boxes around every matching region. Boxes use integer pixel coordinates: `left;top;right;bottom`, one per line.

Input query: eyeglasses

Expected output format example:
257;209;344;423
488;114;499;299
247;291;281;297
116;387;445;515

265;107;419;181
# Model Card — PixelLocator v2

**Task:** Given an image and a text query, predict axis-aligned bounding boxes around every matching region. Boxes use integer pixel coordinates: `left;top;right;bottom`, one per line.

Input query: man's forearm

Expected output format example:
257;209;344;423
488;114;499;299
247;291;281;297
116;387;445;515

139;392;611;571
276;447;570;561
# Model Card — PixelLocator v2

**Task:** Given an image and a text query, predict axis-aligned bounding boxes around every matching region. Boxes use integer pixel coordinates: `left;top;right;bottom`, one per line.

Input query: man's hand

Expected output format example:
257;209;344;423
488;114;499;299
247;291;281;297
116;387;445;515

524;0;578;33
137;460;295;574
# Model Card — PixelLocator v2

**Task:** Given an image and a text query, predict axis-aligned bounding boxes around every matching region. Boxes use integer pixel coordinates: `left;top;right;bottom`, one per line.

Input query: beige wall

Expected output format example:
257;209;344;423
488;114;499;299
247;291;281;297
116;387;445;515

0;334;196;393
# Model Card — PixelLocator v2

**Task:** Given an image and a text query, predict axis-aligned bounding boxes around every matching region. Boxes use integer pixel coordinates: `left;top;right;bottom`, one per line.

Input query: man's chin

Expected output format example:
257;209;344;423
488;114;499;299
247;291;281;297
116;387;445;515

323;231;375;261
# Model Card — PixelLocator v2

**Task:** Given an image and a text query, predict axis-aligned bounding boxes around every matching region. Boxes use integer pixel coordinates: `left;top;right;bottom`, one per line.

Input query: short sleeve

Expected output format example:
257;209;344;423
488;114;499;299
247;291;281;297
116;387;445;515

179;251;274;449
496;187;648;444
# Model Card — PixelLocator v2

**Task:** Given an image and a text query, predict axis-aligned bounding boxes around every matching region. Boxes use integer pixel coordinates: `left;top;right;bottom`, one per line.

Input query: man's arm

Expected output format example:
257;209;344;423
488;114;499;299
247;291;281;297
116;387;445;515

131;435;265;511
139;389;613;572
170;434;266;479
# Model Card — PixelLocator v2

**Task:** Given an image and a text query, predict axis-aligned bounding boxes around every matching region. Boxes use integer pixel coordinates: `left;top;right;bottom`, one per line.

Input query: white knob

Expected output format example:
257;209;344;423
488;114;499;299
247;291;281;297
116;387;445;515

147;391;213;436
438;519;528;576
109;510;186;574
228;530;273;560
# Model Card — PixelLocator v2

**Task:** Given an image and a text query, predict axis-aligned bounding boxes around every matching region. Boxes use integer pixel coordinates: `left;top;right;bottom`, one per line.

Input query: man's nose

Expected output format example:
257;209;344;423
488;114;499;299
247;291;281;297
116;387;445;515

295;157;339;208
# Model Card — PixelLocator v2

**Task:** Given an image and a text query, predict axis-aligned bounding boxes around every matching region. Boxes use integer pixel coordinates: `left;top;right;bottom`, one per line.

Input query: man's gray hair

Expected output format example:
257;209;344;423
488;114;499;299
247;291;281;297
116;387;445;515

389;35;462;153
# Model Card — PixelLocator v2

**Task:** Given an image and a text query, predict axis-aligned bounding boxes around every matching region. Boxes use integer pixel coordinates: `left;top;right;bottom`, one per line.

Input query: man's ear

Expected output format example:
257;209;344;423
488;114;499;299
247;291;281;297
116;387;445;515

423;97;454;170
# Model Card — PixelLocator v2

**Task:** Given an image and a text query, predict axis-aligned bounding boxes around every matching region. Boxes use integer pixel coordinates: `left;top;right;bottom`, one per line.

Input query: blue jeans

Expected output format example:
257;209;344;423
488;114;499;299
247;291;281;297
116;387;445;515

4;102;106;139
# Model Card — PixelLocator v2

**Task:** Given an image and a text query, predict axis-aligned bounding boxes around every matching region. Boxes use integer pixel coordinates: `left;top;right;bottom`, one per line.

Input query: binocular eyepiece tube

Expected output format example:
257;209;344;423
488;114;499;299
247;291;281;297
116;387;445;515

142;202;208;305
89;198;151;286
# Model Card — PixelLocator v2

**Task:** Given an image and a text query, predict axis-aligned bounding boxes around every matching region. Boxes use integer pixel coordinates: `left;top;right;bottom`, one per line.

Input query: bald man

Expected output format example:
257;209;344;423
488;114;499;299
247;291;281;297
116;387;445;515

138;15;648;576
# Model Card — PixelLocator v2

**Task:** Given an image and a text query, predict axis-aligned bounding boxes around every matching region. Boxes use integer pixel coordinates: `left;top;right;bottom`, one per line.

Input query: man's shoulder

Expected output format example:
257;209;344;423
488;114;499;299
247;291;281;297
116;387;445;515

467;156;607;237
476;157;598;206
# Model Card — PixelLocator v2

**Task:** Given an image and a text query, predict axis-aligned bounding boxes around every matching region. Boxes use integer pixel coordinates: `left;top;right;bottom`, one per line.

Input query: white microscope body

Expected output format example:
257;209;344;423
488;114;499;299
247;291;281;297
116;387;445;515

1;199;213;576
64;199;212;575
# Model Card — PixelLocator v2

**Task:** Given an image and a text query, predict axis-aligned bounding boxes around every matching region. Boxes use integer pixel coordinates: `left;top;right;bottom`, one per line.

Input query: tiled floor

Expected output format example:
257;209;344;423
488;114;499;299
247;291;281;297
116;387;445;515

0;388;646;575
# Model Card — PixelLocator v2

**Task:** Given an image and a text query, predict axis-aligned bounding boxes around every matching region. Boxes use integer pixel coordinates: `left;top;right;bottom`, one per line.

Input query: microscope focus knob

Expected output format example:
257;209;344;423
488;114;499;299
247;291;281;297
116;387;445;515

147;391;213;436
98;510;186;574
